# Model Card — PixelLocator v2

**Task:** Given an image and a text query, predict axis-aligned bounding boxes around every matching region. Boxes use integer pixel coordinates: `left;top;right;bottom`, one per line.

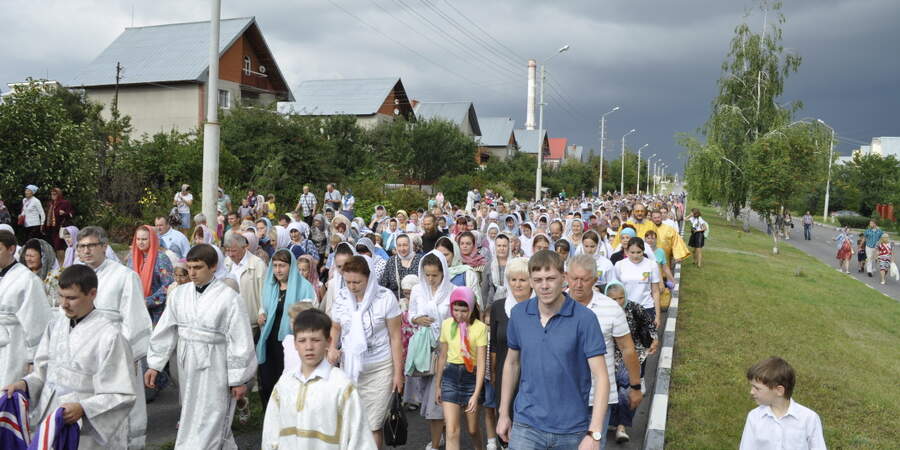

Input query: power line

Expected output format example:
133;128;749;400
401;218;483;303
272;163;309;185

440;0;525;62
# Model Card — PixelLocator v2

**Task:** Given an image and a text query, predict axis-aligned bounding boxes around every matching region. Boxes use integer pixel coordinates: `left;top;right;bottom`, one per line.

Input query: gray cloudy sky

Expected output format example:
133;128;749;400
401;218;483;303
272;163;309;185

3;0;898;174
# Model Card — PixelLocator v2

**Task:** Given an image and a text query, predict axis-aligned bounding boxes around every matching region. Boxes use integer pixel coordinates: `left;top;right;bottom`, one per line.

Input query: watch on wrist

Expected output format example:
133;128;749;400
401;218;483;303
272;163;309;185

630;383;642;391
589;430;602;441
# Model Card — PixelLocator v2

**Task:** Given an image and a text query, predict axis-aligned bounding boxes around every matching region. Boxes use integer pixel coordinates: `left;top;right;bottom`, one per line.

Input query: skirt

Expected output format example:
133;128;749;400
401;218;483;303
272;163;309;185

688;231;705;248
440;363;483;406
414;375;444;420
357;358;395;431
836;242;853;261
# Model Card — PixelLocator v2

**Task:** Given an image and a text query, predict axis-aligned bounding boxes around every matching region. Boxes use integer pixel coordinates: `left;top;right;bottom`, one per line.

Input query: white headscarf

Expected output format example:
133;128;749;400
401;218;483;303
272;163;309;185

339;255;382;383
411;250;453;338
273;225;291;249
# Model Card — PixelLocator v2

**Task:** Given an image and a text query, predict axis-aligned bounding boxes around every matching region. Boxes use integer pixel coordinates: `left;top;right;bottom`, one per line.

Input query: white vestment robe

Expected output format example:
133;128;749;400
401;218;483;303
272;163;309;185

147;279;258;450
261;367;375;450
93;258;152;448
0;262;51;386
24;310;137;450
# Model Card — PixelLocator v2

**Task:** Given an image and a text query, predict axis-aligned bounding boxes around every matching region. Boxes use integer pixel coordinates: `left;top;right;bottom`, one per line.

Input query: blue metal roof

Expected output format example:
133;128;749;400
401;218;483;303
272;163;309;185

514;128;549;154
277;78;401;116
477;117;516;147
71;17;254;87
413;101;481;136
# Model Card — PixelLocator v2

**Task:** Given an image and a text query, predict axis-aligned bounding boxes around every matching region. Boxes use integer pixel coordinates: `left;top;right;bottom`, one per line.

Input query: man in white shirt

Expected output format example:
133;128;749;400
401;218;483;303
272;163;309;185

224;232;267;337
324;184;342;212
155;216;190;259
567;254;643;448
740;357;826;450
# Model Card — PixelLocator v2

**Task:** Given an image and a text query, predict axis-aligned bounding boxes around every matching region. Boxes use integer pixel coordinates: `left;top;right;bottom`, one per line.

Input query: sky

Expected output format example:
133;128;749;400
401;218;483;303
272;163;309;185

2;0;898;175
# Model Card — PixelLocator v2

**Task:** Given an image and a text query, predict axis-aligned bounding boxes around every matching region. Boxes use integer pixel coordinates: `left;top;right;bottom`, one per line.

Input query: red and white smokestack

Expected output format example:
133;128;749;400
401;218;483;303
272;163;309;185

526;59;537;130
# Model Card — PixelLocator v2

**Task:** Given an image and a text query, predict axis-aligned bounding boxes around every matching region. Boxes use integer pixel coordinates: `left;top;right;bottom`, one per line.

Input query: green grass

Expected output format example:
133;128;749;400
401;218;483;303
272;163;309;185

667;207;900;449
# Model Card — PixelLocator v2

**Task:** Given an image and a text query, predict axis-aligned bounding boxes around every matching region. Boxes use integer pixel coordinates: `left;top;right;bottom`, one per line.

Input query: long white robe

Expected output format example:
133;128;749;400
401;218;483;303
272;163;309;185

147;279;258;450
24;310;137;450
92;258;152;448
0;262;51;386
261;367;376;450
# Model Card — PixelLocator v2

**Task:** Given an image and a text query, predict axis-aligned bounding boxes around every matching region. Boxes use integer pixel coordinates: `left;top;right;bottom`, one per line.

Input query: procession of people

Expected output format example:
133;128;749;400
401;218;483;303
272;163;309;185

1;183;690;449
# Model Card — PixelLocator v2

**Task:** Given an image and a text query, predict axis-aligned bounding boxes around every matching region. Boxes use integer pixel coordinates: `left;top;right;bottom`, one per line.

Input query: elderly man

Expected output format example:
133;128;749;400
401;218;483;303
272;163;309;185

0;230;51;387
567;255;644;448
224;232;267;337
612;203;658;248
296;185;318;226
324;183;342;212
155;216;190;260
76;226;152;449
5;265;136;449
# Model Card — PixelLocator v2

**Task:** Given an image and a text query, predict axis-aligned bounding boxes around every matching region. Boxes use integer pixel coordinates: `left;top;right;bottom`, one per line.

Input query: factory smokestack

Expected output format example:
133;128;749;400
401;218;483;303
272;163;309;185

526;59;536;130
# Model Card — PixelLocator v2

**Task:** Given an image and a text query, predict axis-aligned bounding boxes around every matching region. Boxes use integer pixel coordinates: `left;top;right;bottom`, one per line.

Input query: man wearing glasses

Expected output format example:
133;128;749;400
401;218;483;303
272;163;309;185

76;226;152;449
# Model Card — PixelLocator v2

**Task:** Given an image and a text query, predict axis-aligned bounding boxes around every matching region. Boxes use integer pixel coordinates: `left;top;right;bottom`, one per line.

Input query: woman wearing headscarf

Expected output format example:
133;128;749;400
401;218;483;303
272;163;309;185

379;233;423;298
242;229;267;265
434;236;484;311
255;218;276;258
44;187;75;261
59;225;80;268
310;214;328;257
272;225;291;251
328;255;405;448
501;214;519;237
565;217;585;245
20;184;45;241
355;237;387;283
518;222;535;256
286;221;319;262
330;213;352;243
126;225;175;326
407;251;453;449
485;223;501;256
483;233;511;307
297;254;325;301
20;238;61;308
191;223;214;245
255;249;316;405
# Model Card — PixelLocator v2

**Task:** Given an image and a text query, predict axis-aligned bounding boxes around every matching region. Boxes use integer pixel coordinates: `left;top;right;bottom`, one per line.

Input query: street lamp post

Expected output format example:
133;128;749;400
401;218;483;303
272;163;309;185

636;144;649;195
620;129;636;194
598;106;619;196
645;154;656;195
534;45;570;202
817;119;835;223
201;0;222;226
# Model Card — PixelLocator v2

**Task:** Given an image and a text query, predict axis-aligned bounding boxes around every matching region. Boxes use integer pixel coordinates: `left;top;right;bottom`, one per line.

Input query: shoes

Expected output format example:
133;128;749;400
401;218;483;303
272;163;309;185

881;281;886;285
236;397;251;425
868;272;873;277
425;444;435;450
616;428;630;443
487;438;499;450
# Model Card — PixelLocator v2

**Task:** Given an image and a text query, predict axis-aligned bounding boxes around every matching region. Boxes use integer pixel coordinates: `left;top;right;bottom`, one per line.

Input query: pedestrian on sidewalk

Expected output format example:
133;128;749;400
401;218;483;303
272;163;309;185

856;234;867;273
876;234;894;285
864;220;884;277
688;209;707;269
834;227;853;274
802;211;813;240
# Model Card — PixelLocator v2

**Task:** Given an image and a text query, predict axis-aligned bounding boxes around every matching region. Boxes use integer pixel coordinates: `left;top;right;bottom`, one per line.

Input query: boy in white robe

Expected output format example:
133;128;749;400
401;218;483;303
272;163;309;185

0;230;52;387
262;309;375;450
145;243;257;450
76;226;151;448
4;264;136;450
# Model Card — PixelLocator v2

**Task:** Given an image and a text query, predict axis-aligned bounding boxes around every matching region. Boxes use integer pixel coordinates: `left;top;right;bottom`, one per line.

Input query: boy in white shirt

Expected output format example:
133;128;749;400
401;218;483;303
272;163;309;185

262;309;376;450
740;357;827;450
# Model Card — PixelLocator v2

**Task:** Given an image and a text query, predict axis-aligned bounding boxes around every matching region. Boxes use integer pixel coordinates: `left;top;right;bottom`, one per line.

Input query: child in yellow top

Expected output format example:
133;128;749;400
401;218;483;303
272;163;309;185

435;286;487;450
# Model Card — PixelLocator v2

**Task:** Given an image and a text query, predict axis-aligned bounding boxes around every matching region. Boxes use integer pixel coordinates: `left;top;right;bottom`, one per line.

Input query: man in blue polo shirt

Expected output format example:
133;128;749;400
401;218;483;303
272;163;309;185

496;250;609;450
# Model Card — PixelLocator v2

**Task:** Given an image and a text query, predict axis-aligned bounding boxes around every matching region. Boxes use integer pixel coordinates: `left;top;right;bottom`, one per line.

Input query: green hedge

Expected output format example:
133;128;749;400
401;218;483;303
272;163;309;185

836;215;870;229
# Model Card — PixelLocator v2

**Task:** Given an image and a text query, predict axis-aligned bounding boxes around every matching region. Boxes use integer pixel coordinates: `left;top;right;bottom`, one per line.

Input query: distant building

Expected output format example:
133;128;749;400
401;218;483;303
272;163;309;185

513;129;550;158
547;137;568;169
476;117;517;164
70;17;293;137
1;80;62;104
566;144;585;163
871;137;900;158
413;101;482;138
276;77;414;129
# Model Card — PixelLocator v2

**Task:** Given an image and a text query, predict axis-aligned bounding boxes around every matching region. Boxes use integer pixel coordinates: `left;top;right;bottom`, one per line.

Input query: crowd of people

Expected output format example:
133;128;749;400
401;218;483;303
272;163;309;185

1;181;704;450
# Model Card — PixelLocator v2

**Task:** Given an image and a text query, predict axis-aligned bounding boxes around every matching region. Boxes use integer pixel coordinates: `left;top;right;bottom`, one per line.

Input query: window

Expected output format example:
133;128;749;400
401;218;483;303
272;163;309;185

243;56;252;75
218;89;231;109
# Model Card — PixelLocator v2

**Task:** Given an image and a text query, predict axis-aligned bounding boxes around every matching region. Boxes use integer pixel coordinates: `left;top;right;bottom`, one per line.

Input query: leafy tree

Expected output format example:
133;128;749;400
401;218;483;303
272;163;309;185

683;0;801;217
0;81;99;223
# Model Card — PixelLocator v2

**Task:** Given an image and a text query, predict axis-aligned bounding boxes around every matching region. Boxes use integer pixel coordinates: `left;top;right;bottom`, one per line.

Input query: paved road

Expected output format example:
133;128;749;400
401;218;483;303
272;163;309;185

145;315;667;450
749;213;900;302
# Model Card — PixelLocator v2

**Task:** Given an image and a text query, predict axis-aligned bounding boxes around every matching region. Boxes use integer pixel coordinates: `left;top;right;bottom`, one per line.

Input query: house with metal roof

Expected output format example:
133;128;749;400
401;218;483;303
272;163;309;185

413;101;482;138
514;129;550;158
566;144;586;163
70;17;293;137
476;117;517;164
276;77;413;129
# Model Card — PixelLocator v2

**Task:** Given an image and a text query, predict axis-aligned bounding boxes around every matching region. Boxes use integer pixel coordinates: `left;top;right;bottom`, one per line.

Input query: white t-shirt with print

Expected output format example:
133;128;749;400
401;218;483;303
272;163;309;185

614;257;661;309
585;291;630;405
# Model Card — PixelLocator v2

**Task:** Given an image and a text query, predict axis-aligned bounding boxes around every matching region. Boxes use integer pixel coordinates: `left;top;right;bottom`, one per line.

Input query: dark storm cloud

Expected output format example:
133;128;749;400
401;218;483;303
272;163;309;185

2;0;897;172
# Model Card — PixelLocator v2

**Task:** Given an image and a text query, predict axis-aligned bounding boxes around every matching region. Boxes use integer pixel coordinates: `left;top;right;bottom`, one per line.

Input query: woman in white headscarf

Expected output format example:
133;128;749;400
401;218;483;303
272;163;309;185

379;233;422;298
483;233;511;306
407;251;453;449
328;255;404;448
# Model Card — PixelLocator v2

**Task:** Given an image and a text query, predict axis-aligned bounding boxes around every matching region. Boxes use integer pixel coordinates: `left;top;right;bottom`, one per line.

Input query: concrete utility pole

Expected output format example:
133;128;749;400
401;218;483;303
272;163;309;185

620;129;636;194
202;0;222;227
817;119;835;222
534;45;569;202
636;144;648;195
598;106;619;196
645;154;656;195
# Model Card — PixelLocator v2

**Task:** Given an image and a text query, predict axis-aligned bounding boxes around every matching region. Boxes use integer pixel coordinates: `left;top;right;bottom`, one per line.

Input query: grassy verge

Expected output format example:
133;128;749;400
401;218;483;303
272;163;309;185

668;207;900;449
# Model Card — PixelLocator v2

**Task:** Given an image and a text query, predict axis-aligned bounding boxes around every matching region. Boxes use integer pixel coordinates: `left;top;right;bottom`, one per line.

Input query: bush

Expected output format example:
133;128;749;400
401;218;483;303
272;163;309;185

435;174;481;207
837;215;870;229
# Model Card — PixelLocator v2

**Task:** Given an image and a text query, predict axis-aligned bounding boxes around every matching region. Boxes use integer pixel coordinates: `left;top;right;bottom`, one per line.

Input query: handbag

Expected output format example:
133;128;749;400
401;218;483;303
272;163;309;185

17;214;25;225
383;392;408;447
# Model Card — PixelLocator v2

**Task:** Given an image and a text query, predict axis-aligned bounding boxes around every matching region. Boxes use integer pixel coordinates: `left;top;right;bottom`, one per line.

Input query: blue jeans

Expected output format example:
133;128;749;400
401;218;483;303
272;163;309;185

803;224;812;240
510;422;586;450
179;212;191;229
609;363;635;428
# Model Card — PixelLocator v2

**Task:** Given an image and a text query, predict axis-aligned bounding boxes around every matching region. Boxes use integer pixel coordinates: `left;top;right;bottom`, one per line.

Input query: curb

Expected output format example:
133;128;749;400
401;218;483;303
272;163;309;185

642;202;687;450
